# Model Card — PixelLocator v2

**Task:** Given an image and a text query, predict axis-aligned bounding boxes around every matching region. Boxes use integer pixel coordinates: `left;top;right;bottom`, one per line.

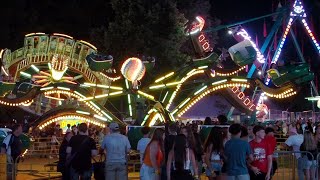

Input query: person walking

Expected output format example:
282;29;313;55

66;124;71;133
248;125;272;180
300;127;317;180
66;123;98;180
49;131;60;159
284;125;304;180
265;127;277;178
1;124;23;180
167;134;199;180
163;123;178;180
101;122;131;180
137;126;151;164
224;123;252;180
57;132;73;180
1;124;23;162
140;128;165;180
204;127;224;180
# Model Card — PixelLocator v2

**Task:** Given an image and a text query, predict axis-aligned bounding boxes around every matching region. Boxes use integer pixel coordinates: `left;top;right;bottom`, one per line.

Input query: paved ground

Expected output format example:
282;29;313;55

12;156;299;180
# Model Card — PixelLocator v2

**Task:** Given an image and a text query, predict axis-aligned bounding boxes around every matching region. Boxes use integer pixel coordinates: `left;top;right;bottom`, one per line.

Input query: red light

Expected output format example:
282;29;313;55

243;98;251;106
232;86;239;93
202;42;210;51
238;92;245;100
198;34;205;42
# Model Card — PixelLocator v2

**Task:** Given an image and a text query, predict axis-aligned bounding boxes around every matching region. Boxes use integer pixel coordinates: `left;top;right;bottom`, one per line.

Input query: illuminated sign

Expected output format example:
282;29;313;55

187;16;213;56
231;86;255;111
236;29;265;64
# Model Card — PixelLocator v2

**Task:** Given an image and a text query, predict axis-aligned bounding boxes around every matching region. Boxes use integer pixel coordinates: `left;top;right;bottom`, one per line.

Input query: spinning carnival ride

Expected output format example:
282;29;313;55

0;0;318;129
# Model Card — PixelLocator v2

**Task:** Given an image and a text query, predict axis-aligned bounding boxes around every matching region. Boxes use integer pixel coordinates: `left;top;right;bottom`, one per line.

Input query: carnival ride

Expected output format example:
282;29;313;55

0;0;318;129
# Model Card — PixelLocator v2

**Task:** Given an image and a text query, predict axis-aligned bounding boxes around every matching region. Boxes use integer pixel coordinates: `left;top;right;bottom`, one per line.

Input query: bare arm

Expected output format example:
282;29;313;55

282;143;291;150
247;154;254;163
204;144;212;171
167;150;173;180
149;142;160;179
266;155;273;180
190;149;199;178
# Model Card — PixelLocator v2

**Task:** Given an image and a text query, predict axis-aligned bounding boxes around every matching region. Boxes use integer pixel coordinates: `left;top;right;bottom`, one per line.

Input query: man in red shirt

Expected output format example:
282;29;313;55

265;127;277;177
248;125;273;180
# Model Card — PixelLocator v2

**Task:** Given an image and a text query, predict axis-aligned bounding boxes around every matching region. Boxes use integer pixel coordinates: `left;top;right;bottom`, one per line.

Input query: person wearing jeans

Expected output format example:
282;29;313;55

284;125;304;180
101;122;131;180
66;123;98;180
70;167;92;180
224;124;253;180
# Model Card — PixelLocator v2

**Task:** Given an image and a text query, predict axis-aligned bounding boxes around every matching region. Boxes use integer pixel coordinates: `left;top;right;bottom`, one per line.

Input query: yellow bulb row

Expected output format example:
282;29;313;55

176;83;249;117
99;72;121;82
215;66;246;77
85;101;103;116
137;90;155;100
39;115;106;130
43;89;105;117
0;99;33;106
166;70;204;109
266;91;297;99
264;88;295;98
44;90;82;99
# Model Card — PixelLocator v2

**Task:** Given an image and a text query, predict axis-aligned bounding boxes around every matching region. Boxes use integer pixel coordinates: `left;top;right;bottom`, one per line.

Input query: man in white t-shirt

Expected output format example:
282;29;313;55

137;127;151;164
66;124;71;133
284;127;304;180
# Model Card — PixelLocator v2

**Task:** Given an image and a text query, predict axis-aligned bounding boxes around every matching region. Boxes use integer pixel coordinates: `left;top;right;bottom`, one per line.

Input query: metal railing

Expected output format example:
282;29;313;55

272;151;317;180
14;154;61;180
8;137;320;180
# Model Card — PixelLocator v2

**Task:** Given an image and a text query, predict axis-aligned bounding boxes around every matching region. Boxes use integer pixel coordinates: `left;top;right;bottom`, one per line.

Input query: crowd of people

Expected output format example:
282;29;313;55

2;116;320;180
54;115;279;180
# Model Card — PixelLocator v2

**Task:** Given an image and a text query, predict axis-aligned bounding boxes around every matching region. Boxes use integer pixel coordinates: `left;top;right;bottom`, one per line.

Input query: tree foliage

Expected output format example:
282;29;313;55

91;0;191;71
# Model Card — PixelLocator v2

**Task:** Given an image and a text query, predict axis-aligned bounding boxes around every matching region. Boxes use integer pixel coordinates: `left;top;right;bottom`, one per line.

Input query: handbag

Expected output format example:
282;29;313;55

93;154;106;180
65;136;89;167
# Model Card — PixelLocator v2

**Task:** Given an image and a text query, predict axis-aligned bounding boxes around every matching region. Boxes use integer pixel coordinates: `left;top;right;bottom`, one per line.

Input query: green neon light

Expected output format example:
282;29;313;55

171;109;178;115
198;65;208;69
162;91;169;103
74;91;86;98
31;65;40;72
125;79;129;89
76;110;90;115
90;102;101;110
94;114;109;121
20;72;31;78
149;84;165;89
40;86;54;91
231;78;247;82
178;98;191;109
212;79;227;85
127;94;131;104
194;86;207;95
101;111;113;120
129;105;133;116
57;86;70;91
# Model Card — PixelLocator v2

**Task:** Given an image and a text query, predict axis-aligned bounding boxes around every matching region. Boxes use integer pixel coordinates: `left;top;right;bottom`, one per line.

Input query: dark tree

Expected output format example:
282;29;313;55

91;0;191;72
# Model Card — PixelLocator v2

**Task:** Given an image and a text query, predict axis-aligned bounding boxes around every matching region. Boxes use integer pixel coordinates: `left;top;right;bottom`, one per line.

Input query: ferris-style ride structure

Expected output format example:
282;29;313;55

0;0;318;129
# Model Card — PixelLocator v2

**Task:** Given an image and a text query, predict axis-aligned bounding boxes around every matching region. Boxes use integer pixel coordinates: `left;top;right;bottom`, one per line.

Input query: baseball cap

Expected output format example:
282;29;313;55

109;122;119;131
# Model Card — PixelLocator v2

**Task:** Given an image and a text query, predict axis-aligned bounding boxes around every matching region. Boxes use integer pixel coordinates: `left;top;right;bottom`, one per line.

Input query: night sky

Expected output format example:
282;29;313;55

0;0;319;114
